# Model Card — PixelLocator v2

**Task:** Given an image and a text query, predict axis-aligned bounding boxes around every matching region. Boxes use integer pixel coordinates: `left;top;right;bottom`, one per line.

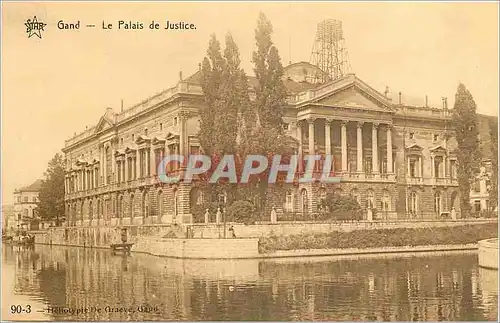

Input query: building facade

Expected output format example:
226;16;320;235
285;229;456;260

12;179;43;231
63;62;463;227
469;115;498;214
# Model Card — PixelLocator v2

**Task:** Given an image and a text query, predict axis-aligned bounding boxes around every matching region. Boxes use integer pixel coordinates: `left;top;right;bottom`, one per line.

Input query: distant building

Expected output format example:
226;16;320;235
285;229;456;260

470;115;498;213
12;179;43;231
2;205;15;232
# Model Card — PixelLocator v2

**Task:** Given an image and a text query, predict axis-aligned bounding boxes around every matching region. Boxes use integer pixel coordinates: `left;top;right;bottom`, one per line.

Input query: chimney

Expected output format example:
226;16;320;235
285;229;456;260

198;63;201;71
121;100;124;112
398;92;402;105
384;86;389;98
179;71;183;81
425;95;428;107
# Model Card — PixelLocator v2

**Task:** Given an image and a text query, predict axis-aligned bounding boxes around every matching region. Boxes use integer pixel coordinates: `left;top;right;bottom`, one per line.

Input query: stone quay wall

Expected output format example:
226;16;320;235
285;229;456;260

29;219;497;259
187;219;498;239
478;238;499;269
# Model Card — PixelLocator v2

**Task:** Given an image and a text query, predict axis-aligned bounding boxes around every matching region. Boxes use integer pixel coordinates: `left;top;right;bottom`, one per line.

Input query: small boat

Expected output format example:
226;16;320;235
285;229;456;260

2;235;13;242
12;234;35;246
110;243;134;253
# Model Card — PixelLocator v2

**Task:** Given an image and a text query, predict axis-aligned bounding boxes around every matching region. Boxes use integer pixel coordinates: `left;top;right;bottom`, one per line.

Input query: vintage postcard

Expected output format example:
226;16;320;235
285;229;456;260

1;1;498;322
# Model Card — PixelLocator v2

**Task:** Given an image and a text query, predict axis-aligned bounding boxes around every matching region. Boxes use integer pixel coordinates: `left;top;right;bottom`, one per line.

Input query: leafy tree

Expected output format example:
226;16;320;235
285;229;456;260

199;33;251;203
37;153;65;225
226;200;256;224
247;12;290;213
488;119;498;210
252;12;288;129
452;84;481;217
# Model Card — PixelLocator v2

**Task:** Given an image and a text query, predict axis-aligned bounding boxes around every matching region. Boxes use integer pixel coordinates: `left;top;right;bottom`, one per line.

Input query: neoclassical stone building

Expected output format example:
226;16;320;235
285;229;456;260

63;62;461;226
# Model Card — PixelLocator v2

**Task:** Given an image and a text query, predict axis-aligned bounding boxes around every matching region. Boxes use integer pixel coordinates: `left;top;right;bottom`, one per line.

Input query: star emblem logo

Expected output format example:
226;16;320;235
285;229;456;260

25;16;47;39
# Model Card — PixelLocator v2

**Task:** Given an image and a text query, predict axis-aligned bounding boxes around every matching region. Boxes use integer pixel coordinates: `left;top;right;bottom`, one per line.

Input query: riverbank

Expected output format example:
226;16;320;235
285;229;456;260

27;221;497;259
258;223;498;253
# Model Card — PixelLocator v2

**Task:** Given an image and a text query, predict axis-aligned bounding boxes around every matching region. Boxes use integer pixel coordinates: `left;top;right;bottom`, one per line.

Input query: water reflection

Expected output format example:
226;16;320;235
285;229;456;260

2;245;498;321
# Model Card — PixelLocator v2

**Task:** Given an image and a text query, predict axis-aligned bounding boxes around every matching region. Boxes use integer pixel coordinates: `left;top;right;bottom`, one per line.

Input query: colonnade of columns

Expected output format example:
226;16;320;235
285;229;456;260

297;118;393;175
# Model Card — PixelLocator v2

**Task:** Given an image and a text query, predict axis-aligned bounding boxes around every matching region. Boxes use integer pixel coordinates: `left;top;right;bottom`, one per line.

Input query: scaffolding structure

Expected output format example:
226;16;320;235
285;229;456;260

310;19;351;83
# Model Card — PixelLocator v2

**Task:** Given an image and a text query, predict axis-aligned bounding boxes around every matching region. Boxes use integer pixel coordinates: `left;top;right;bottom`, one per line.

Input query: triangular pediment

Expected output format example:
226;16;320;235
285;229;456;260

114;149;125;157
430;145;447;154
406;144;423;154
135;135;151;145
125;146;137;154
152;137;166;145
309;75;393;113
95;115;115;134
166;131;179;139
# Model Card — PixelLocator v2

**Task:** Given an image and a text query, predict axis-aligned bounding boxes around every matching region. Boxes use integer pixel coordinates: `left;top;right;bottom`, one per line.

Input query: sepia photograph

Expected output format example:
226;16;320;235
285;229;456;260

1;1;499;321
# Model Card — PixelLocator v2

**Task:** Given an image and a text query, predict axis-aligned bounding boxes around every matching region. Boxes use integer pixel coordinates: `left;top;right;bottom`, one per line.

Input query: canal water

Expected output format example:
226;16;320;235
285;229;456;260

1;245;498;321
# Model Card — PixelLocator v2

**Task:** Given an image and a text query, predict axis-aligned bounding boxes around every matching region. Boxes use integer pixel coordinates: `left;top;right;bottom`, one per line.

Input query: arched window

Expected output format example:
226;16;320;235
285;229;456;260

350;188;360;205
157;190;163;217
284;190;294;212
173;189;178;216
120;196;124;218
300;189;308;214
409;191;418;215
190;188;203;209
318;187;327;201
218;192;227;205
450;191;458;210
130;194;135;218
367;189;375;209
117;196;122;218
89;200;93;220
382;190;391;212
434;191;441;215
142;191;149;218
97;199;101;219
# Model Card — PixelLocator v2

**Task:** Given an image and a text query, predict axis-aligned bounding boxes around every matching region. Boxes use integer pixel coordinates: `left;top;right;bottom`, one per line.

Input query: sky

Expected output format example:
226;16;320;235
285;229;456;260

1;1;499;205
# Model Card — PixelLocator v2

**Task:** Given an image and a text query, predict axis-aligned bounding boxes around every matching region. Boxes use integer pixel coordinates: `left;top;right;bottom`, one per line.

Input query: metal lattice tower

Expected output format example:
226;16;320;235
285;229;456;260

310;19;351;83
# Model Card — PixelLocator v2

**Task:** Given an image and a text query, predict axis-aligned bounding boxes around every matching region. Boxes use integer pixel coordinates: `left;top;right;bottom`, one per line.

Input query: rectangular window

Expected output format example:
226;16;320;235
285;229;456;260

409;132;415;140
23;197;28;202
474;181;481;192
409;159;416;178
474;200;481;212
434;157;442;178
450;161;457;179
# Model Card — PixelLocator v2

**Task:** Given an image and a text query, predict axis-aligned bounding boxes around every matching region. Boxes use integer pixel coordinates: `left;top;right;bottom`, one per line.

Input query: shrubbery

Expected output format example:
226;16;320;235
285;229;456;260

226;200;256;225
258;223;498;253
317;194;363;221
191;202;219;223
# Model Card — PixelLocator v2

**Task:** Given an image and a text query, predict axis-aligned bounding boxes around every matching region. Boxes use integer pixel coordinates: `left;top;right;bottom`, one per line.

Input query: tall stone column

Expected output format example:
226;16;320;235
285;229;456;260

357;122;364;173
341;121;348;172
122;160;126;182
297;121;303;172
443;156;448;178
386;125;393;173
101;146;105;185
431;156;435;178
111;144;116;184
372;123;379;174
325;119;332;156
150;147;156;176
179;112;188;159
135;155;139;180
308;118;315;155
